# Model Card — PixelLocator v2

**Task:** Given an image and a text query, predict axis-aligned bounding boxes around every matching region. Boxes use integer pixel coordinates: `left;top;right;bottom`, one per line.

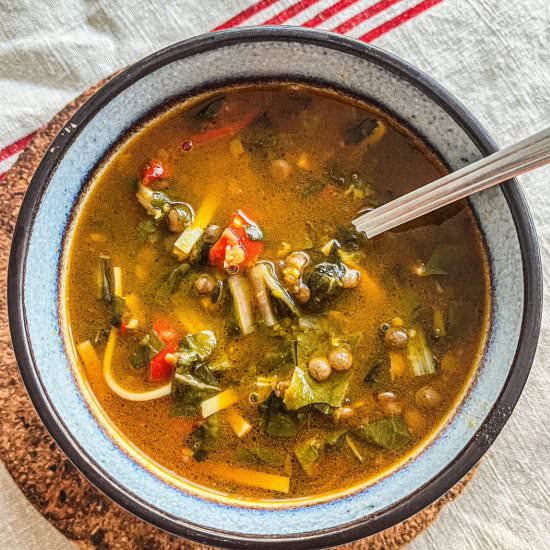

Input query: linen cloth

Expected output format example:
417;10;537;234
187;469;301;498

1;0;549;548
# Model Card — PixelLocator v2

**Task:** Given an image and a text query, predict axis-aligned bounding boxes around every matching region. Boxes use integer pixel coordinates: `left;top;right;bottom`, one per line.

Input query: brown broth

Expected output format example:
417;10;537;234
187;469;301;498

65;83;490;500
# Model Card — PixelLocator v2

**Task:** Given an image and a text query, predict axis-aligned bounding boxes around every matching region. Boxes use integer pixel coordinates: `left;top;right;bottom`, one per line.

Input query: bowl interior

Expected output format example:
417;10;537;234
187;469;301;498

12;28;534;547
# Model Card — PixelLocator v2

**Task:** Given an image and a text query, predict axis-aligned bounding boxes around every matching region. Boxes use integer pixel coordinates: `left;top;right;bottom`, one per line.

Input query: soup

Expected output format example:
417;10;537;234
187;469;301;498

66;83;489;500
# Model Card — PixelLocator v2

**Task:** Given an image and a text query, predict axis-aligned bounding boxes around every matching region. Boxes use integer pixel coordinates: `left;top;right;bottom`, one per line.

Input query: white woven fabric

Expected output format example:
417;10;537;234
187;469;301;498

0;1;549;548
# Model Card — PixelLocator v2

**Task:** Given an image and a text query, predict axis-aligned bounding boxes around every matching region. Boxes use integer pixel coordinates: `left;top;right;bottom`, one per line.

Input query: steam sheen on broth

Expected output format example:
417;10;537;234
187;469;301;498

66;84;489;499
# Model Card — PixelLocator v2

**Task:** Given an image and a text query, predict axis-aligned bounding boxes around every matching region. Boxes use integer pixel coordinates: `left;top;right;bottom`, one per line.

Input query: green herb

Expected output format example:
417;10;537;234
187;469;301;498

99;256;113;304
407;327;436;376
155;263;191;301
300;175;326;197
335;224;369;252
187;415;220;460
236;447;286;468
294;430;347;474
343;118;379;145
419;244;467;277
284;366;350;410
305;260;346;312
110;295;126;328
260;393;298;437
177;330;217;370
130;333;165;370
171;385;202;417
137;218;159;241
195;96;225;121
354;416;411;450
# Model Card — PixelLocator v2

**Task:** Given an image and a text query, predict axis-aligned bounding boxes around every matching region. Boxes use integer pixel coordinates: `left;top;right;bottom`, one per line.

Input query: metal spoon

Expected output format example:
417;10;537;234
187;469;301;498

353;127;550;239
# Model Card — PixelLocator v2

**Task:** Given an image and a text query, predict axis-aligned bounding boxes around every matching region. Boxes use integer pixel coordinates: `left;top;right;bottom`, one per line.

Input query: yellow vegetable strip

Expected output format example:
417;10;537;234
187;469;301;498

201;388;239;418
338;250;384;304
173;190;220;258
76;340;101;372
206;463;290;494
225;408;252;438
103;327;171;401
346;434;364;463
123;293;145;325
112;266;122;297
389;351;407;381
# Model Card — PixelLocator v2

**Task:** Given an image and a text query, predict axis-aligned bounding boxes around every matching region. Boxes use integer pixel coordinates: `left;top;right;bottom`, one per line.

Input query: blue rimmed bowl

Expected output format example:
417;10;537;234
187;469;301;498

8;27;542;549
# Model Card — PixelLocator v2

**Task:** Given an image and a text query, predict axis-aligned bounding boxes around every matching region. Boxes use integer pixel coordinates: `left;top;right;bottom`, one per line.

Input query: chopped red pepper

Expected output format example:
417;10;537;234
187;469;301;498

148;342;177;383
142;159;168;187
186;111;259;146
209;210;264;271
152;318;178;345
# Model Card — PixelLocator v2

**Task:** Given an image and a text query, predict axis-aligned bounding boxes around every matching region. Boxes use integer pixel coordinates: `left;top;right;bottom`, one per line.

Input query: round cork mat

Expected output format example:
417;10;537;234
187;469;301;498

0;79;477;550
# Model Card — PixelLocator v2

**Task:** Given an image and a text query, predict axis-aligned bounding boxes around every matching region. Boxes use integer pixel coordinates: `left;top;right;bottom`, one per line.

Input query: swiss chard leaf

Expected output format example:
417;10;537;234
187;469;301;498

236;447;286;468
177;330;217;370
420;244;467;276
260;393;298;437
186;415;220;461
343;118;378;145
110;295;126;328
294;429;347;473
195;96;225;121
171;385;203;417
283;366;350;410
354;416;411;450
155;263;191;301
130;333;165;370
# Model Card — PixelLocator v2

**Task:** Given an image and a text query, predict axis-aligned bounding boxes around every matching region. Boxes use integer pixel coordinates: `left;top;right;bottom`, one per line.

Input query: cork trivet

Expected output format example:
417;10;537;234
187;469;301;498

0;79;477;550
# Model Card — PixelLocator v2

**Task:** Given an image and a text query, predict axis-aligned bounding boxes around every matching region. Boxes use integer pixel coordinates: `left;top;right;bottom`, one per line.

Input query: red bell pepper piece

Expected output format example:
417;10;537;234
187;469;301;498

152;318;178;345
142;159;168;187
187;111;259;146
208;210;264;271
148;342;177;382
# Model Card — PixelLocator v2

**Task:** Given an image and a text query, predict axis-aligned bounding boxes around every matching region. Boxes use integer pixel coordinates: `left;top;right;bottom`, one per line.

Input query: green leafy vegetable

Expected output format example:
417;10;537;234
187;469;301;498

305;261;346;312
236;447;285;468
354;416;411;450
174;373;219;391
260;262;300;318
294;430;347;474
260;393;298;437
171;386;202;417
99;256;113;304
137;218;159;241
283;366;350;410
195;96;225;121
110;295;126;328
407;327;436;376
155;263;191;301
177;330;217;370
187;415;220;461
343;118;378;145
418;244;467;277
130;333;165;370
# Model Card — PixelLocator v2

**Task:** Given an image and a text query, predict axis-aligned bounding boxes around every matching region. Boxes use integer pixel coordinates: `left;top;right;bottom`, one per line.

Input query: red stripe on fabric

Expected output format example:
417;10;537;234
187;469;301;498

360;0;443;42
332;0;404;34
0;172;6;182
262;0;323;25
302;0;359;27
213;0;281;31
0;131;35;164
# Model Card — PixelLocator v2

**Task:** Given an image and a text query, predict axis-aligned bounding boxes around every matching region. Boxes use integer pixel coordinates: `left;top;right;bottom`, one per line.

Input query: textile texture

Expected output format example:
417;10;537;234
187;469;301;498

0;0;549;548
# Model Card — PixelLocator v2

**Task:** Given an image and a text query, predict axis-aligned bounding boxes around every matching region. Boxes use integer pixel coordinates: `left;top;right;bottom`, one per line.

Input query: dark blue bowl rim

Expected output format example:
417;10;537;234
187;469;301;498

7;26;542;549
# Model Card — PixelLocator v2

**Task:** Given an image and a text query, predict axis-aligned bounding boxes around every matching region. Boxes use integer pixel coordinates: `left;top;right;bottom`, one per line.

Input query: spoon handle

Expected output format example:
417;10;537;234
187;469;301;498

353;126;550;238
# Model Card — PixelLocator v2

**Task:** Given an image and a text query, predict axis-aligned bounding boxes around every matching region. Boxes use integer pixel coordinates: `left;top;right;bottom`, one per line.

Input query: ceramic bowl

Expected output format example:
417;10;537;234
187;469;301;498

8;27;542;549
